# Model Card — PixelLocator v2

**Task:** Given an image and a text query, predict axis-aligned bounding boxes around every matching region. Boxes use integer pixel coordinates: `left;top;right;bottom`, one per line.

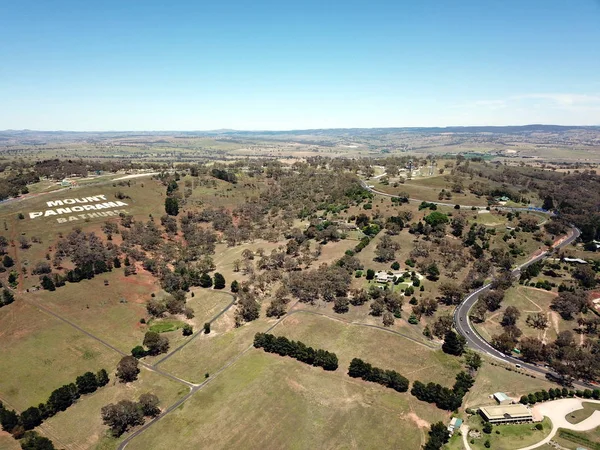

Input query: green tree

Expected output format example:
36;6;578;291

2;255;14;268
199;273;213;288
40;275;55;291
204;322;211;334
391;261;400;270
116;356;140;383
165;197;179;216
424;211;449;228
138;393;160;417
20;431;55;450
101;400;144;437
213;272;225;289
230;280;240;293
96;369;110;387
483;422;493;434
143;331;169;355
182;324;193;336
442;330;466;356
75;371;99;394
20;406;43;430
366;269;375;280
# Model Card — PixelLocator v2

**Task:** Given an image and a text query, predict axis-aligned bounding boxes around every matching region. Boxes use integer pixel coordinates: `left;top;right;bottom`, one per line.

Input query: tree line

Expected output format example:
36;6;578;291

347;358;409;393
411;371;475;411
0;369;109;441
253;333;339;371
520;387;600;405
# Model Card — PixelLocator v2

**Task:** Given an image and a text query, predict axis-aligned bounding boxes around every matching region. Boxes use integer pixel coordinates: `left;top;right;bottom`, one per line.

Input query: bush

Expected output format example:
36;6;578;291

535;423;543;430
483;422;493;434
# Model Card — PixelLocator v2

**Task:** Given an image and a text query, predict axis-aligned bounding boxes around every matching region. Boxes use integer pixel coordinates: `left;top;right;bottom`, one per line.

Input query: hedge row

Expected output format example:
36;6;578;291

520;387;600;404
0;369;109;439
411;371;475;411
348;358;409;392
253;333;338;371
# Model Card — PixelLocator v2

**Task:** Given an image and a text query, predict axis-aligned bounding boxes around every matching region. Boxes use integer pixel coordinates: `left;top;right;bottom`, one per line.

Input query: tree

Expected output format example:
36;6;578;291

424;211;449;228
382;311;395;327
138;393;160;417
143;331;169;355
101;400;144;437
333;296;349;314
552;290;588;320
426;263;440;281
47;384;78;413
442;330;466;356
40;275;55;291
131;345;147;358
391;261;400;270
526;313;548;330
483;422;493;434
230;280;240;292
97;368;110;387
439;282;463;305
20;406;43;430
464;350;482;372
491;332;516;354
366;269;375;280
199;273;213;288
481;289;504;311
20;432;55;450
501;306;521;327
573;265;597;288
164;197;179;216
204;322;211;334
375;235;400;262
0;406;18;432
75;371;99;394
423;422;450;450
2;288;15;306
182;324;193;336
2;255;13;268
146;297;167;317
432;315;454;338
116;356;140;383
213;272;225;289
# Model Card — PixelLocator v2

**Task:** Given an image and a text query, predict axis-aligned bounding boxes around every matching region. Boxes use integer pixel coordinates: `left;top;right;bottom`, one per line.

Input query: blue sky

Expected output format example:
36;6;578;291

1;0;600;130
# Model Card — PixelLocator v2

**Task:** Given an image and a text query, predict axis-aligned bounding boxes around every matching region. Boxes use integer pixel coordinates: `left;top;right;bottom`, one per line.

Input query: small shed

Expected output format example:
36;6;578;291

493;392;512;405
447;417;463;435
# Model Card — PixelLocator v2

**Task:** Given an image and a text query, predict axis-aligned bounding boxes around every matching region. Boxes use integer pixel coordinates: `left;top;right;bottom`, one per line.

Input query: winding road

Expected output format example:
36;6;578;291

361;179;587;389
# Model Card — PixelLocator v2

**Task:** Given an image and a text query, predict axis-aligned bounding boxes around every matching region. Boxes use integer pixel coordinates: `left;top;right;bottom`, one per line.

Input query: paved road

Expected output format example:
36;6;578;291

361;178;589;389
453;227;584;388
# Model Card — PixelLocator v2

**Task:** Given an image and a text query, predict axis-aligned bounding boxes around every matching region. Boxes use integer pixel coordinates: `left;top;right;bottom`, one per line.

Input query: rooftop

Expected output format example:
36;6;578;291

479;404;532;420
493;392;511;402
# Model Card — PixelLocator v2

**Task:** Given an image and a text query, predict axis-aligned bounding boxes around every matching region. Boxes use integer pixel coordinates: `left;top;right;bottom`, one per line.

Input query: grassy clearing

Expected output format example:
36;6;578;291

0;300;121;411
272;311;462;386
463;357;555;408
466;416;552;450
39;367;188;450
148;319;186;333
474;286;583;344
127;350;449;450
158;309;273;382
552;427;600;449
28;269;155;352
566;402;600;425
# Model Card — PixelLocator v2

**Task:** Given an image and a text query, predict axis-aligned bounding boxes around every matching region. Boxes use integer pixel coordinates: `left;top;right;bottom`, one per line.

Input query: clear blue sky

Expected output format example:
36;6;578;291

1;0;600;130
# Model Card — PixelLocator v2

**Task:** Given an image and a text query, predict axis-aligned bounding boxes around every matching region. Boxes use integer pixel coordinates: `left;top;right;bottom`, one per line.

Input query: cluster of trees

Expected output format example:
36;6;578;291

347;358;409;392
131;331;170;359
210;168;237;184
253;333;338;371
1;286;14;308
551;290;590;320
101;393;160;437
442;330;467;356
0;369;109;438
287;264;352;303
423;422;450;450
520;387;600;405
518;330;600;381
411;371;474;411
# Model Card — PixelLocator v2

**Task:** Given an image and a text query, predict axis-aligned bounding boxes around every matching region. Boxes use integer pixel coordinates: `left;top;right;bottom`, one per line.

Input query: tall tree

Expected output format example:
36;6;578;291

442;330;466;356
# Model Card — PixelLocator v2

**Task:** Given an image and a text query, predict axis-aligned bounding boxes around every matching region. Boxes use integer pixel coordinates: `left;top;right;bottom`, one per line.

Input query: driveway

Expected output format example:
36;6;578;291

517;398;600;450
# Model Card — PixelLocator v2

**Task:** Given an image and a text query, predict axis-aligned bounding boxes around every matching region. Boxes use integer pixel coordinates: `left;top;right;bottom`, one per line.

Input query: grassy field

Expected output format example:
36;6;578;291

0;433;20;450
550;426;600;449
462;357;555;408
127;350;449;450
39;368;188;450
466;416;552;450
0;300;121;411
566;402;600;425
271;311;462;386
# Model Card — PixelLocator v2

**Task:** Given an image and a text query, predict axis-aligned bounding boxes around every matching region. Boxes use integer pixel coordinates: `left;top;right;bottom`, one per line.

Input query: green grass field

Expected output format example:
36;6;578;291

0;300;121;411
127;350;449;450
39;368;188;450
566;402;600;425
466;416;552;450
